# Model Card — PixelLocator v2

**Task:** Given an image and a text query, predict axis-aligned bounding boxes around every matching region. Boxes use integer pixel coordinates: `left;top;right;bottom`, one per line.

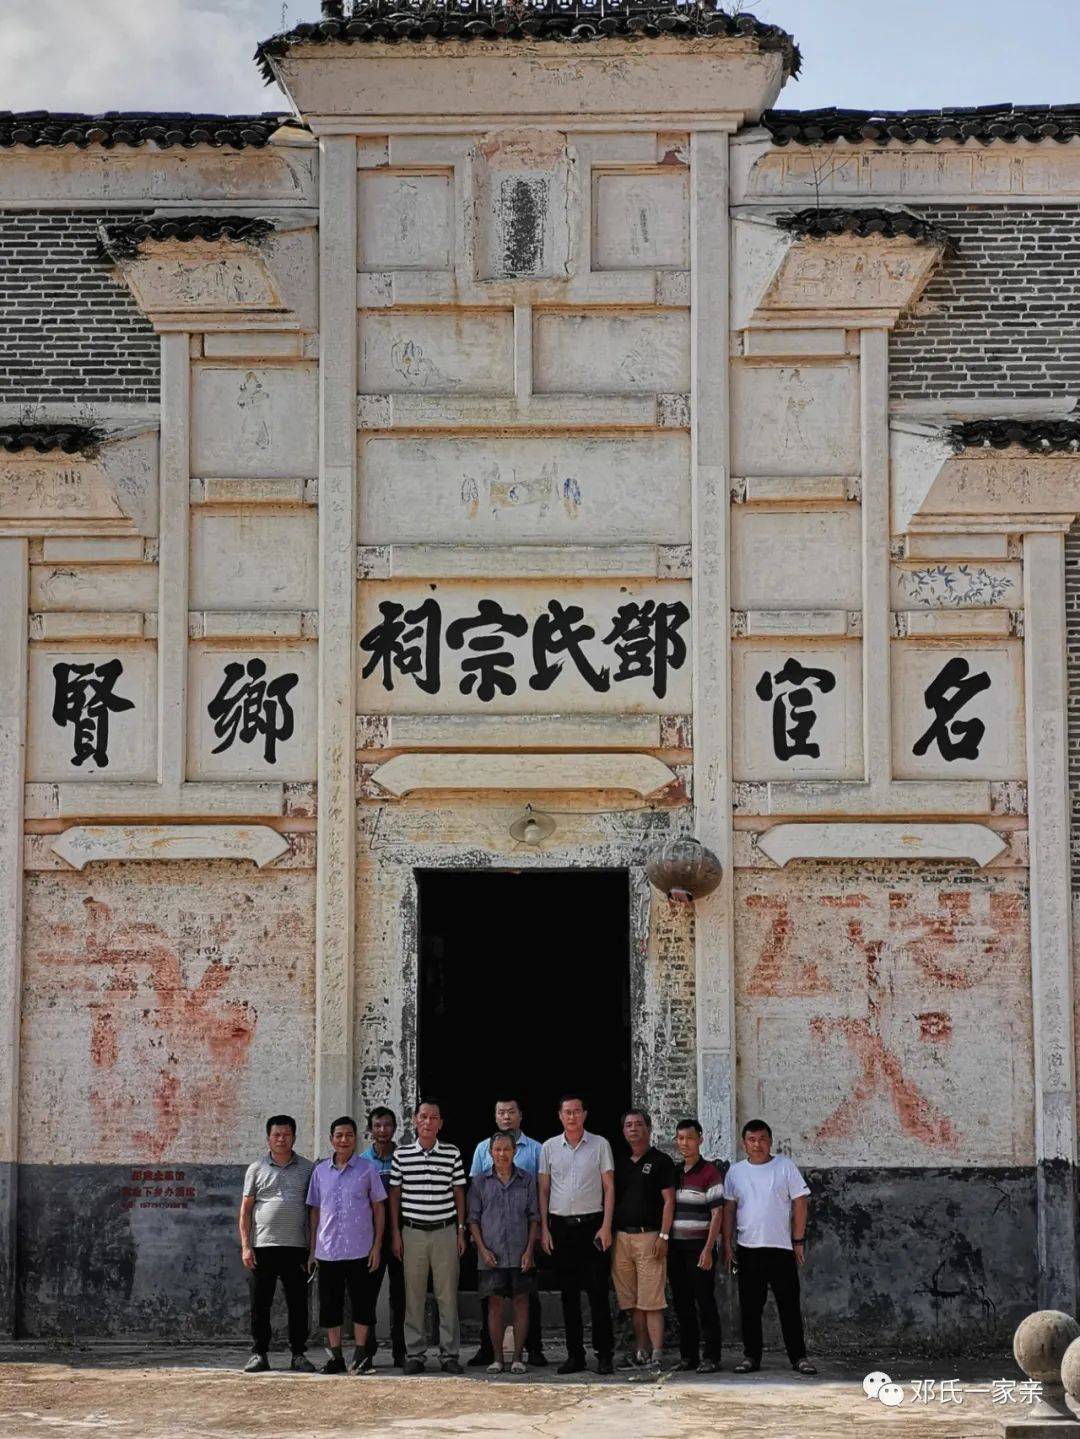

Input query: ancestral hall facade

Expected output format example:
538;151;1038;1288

3;2;1080;1348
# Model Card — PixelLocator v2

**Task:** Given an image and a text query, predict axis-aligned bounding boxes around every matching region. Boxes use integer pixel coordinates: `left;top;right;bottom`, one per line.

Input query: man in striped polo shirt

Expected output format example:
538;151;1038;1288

669;1119;725;1373
389;1097;467;1374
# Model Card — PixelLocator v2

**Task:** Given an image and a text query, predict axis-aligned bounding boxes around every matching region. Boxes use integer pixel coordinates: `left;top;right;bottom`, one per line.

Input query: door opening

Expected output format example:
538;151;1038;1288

416;869;632;1158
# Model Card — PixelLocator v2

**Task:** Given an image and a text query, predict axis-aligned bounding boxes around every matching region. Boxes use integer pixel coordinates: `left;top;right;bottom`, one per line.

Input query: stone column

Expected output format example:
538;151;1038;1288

0;538;28;1334
860;329;892;791
157;331;191;796
1024;528;1078;1311
691;128;736;1157
315;135;359;1139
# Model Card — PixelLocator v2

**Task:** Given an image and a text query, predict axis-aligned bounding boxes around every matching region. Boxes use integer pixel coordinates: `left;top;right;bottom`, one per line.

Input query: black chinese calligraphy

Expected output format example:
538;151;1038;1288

207;658;298;764
360;598;441;695
912;656;991;761
446;600;529;702
51;658;134;767
755;657;837;762
531;599;609;693
356;594;692;702
604;600;690;700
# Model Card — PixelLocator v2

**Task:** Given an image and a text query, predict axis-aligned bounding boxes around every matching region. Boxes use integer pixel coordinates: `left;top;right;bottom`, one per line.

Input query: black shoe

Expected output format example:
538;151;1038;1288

290;1354;316;1373
392;1353;407;1369
441;1357;463;1375
733;1358;760;1374
697;1359;720;1374
674;1358;697;1371
793;1358;818;1376
557;1354;587;1375
350;1354;375;1375
243;1353;270;1373
467;1347;495;1368
596;1358;615;1376
527;1352;548;1368
402;1357;425;1375
321;1354;347;1374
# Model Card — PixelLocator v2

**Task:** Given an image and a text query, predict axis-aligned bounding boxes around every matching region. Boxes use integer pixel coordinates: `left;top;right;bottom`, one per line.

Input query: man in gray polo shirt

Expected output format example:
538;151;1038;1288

239;1113;316;1373
538;1093;615;1375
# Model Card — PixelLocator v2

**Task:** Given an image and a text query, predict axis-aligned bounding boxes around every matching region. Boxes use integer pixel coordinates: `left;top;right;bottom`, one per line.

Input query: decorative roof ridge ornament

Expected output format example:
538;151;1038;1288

645;834;722;904
0;423;106;456
948;418;1080;454
255;1;801;84
0;112;294;150
98;215;276;262
775;207;951;249
763;104;1080;148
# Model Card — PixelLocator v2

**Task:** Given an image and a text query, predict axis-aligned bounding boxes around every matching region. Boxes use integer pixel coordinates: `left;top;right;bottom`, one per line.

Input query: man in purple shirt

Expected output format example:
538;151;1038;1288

306;1115;386;1374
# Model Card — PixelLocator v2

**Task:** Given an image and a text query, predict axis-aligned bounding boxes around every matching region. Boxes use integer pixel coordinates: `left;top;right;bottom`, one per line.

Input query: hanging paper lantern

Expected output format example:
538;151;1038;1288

645;836;723;902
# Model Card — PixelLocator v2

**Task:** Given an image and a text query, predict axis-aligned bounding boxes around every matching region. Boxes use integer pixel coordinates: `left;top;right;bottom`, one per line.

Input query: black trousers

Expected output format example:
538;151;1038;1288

474;1291;545;1359
735;1245;806;1364
550;1215;613;1360
668;1242;722;1363
250;1245;310;1355
364;1251;406;1362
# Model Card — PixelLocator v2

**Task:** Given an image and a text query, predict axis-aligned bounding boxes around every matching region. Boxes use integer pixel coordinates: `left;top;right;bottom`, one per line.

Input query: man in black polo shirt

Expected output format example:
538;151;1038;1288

612;1109;676;1378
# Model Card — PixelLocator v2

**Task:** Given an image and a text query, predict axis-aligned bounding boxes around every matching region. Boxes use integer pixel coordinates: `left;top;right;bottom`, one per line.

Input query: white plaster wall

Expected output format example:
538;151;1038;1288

359;311;514;395
731;508;862;610
592;169;689;271
190;510;318;610
731;361;860;477
359;434;690;545
191;365;319;479
358;171;453;271
533;312;690;394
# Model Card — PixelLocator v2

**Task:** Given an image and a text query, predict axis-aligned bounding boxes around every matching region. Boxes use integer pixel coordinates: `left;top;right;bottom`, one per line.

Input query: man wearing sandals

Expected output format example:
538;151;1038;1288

722;1118;817;1376
467;1132;540;1374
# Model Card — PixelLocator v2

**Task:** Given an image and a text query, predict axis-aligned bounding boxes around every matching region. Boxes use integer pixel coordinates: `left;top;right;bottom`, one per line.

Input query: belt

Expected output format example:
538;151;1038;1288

550;1212;602;1227
402;1217;456;1231
617;1227;657;1235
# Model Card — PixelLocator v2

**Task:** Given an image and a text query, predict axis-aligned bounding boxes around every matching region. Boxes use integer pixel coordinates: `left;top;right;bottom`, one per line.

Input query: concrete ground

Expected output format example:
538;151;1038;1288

0;1345;1033;1438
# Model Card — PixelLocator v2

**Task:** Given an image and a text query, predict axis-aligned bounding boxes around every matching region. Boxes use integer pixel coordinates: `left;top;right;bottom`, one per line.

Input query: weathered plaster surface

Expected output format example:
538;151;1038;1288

19;863;315;1165
735;864;1034;1168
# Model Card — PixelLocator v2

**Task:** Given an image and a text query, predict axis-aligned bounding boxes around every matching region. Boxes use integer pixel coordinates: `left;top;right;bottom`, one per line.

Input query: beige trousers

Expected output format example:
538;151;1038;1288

402;1223;460;1359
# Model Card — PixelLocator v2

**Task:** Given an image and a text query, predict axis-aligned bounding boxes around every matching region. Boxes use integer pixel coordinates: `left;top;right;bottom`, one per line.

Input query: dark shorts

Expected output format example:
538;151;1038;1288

317;1257;377;1328
478;1266;537;1299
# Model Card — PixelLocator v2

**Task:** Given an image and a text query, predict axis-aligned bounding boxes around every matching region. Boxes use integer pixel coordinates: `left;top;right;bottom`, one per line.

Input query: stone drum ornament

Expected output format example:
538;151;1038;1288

1012;1310;1080;1427
645;836;723;904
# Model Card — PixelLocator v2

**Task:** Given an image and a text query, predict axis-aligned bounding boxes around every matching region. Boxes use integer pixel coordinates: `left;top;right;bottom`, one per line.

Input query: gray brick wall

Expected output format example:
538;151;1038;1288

1067;526;1080;894
891;204;1080;400
0;209;159;406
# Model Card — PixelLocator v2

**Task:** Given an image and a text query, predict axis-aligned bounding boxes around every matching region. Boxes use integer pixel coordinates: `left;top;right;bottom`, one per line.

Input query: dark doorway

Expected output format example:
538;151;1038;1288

416;870;632;1158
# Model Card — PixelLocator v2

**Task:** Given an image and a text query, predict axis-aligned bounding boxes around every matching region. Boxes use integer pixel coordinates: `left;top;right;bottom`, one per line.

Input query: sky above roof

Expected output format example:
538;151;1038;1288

3;0;1078;114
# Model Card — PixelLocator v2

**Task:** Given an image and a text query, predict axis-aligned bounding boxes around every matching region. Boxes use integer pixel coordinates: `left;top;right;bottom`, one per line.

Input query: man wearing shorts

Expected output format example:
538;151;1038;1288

466;1131;540;1373
306;1115;386;1374
612;1109;676;1378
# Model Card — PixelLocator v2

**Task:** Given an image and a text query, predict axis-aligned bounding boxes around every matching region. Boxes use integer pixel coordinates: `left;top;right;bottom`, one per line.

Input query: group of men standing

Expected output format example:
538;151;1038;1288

239;1094;816;1378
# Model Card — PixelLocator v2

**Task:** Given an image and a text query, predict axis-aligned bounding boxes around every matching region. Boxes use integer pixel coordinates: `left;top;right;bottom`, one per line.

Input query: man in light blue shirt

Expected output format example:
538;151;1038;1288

467;1097;547;1367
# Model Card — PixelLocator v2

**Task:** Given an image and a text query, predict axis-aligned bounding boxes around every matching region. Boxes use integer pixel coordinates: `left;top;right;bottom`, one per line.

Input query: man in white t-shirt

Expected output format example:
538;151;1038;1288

722;1118;816;1375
